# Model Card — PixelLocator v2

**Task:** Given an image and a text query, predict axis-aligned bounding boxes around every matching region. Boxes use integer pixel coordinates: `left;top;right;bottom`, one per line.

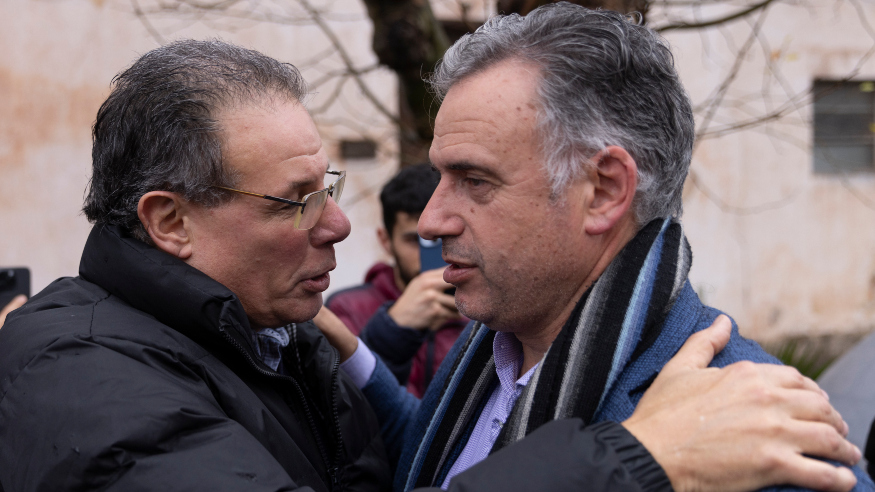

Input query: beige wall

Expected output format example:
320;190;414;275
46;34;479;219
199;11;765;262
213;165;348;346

665;1;875;341
0;0;398;297
2;0;874;343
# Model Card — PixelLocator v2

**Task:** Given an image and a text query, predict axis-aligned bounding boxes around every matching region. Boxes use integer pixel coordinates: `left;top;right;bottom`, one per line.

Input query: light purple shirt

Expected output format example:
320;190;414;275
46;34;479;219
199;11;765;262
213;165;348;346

339;338;376;388
338;333;538;490
441;331;538;489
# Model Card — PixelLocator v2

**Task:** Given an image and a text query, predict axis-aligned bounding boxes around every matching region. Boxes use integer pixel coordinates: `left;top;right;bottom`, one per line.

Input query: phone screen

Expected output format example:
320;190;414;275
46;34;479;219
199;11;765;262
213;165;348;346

419;237;447;272
418;238;455;295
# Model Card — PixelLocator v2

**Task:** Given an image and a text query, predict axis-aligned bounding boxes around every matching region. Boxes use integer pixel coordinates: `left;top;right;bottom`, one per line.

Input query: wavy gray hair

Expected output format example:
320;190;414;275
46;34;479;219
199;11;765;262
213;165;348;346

84;39;308;242
427;3;695;224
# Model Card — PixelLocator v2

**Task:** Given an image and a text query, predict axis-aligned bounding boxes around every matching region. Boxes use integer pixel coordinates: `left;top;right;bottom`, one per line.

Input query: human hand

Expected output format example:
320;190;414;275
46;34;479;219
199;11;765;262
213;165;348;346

623;315;860;492
313;306;358;362
0;295;26;328
388;268;459;331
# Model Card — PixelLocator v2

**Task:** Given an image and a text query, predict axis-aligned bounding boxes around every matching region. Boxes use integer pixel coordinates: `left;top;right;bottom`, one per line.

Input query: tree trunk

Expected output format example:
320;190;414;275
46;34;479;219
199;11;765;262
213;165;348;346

363;0;650;166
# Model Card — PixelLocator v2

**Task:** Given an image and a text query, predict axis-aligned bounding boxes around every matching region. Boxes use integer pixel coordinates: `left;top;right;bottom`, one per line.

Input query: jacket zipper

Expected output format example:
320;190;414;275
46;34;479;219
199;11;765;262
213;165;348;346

219;326;344;492
328;353;344;490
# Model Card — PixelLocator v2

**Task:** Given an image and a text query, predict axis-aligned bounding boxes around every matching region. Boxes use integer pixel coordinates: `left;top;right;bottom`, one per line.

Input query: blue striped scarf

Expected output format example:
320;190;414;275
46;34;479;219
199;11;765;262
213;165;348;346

402;218;692;489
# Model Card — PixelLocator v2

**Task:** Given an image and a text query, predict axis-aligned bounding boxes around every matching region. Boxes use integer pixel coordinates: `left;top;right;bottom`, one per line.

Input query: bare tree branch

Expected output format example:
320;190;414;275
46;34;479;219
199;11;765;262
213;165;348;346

292;0;402;126
654;0;777;32
132;0;167;44
694;5;770;144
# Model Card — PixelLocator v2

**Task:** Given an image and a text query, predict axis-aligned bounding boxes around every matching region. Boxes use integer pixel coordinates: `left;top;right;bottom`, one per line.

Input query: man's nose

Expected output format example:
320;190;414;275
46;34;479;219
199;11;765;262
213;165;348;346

417;182;463;240
311;196;351;245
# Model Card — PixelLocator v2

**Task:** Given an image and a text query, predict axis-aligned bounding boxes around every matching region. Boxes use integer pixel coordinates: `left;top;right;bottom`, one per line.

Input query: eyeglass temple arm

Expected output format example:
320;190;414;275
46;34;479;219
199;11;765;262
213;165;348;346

214;186;305;206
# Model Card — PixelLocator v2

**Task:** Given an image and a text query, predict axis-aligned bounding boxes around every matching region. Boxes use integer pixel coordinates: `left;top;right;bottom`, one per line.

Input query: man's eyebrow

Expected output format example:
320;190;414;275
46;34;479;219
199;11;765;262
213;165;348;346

444;162;497;176
279;163;331;196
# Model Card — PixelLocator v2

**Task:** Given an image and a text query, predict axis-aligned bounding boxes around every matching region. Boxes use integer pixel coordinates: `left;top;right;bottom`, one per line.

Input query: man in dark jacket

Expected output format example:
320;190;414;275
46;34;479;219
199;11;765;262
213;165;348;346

327;164;466;397
0;40;390;492
0;38;861;492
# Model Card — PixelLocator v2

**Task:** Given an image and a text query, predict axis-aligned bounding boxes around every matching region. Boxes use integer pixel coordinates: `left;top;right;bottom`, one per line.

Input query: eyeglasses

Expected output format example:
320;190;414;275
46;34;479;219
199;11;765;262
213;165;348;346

214;170;345;230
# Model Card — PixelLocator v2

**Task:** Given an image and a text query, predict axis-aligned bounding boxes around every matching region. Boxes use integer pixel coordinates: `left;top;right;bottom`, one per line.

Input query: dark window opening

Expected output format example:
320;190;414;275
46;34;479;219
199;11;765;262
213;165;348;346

340;139;377;160
813;80;875;174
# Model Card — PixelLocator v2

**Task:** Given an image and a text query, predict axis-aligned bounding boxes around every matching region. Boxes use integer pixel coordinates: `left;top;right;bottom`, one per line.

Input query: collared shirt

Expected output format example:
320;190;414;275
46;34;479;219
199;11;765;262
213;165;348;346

251;325;292;371
441;331;539;489
338;333;538;489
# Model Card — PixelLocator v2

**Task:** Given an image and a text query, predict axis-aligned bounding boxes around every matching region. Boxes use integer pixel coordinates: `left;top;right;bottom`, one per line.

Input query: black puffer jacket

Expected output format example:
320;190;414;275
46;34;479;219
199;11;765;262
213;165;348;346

0;224;391;492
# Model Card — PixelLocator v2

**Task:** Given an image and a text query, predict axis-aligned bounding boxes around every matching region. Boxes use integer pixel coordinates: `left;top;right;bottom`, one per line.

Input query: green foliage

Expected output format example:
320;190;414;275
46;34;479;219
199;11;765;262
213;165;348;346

767;338;837;380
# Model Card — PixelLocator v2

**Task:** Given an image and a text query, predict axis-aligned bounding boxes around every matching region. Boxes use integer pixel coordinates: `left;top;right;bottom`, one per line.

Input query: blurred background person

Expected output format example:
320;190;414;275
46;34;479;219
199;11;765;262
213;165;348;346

326;163;467;397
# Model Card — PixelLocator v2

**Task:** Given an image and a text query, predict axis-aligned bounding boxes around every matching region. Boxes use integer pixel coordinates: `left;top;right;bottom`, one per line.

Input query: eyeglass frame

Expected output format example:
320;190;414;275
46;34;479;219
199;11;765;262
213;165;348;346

212;169;345;230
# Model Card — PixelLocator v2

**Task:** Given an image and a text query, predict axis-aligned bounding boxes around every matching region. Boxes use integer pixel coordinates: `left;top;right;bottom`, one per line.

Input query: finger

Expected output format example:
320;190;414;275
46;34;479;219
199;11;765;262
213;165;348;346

426;270;455;290
783;420;861;466
662;314;731;373
769;454;857;492
436;293;459;310
0;295;26;326
750;363;823;394
779;389;848;438
429;305;463;331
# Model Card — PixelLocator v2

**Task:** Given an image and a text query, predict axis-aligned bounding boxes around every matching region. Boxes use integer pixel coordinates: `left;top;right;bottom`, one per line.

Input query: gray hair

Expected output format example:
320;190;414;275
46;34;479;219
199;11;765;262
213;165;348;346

427;3;695;224
83;39;308;242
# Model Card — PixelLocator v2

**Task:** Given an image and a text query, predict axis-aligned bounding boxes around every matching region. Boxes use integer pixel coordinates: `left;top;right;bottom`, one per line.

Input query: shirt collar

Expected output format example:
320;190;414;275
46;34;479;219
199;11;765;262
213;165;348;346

493;331;538;392
251;325;292;371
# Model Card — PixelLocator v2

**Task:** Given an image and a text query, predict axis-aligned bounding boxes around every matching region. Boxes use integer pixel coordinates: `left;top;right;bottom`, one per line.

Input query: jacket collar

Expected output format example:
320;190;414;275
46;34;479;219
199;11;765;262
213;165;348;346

78;224;258;355
364;262;402;300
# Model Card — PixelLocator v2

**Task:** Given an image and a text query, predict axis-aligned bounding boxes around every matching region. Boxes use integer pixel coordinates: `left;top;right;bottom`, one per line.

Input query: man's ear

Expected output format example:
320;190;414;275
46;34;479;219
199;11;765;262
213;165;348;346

583;145;638;236
376;227;393;257
137;191;193;259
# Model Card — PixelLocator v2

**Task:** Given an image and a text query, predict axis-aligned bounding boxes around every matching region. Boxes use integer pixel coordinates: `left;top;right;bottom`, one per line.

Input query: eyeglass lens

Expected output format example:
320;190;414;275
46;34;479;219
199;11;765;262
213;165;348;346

296;172;345;230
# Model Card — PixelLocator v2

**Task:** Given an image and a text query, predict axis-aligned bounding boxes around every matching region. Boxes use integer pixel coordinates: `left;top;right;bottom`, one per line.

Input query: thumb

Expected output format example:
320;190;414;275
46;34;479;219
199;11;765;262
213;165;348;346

662;314;731;373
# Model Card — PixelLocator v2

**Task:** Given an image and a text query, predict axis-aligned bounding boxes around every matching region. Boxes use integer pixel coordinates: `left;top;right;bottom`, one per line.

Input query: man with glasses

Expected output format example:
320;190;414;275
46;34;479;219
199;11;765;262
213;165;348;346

0;38;862;492
0;40;389;492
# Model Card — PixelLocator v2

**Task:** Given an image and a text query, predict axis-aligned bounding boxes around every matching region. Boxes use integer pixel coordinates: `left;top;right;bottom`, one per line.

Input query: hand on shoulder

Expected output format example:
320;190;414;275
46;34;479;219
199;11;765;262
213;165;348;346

624;315;860;492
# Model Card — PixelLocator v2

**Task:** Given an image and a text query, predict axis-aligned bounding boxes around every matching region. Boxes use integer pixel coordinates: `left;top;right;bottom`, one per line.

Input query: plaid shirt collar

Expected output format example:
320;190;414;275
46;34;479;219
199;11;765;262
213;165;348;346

251;325;292;371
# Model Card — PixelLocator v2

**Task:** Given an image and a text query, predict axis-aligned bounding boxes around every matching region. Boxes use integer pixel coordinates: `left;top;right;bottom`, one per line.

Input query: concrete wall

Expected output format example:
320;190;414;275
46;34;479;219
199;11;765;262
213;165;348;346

663;1;875;342
2;0;874;344
0;0;399;298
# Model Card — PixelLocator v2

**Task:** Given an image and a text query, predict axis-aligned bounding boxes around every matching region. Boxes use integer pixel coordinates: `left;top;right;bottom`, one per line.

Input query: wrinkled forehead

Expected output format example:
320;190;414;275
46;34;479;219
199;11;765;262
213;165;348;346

431;60;544;176
217;98;328;191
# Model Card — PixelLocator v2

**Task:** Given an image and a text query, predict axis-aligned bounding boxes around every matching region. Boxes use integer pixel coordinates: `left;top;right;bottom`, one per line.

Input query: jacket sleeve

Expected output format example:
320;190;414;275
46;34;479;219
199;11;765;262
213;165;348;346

416;420;671;492
360;304;427;384
0;334;309;492
361;357;421;465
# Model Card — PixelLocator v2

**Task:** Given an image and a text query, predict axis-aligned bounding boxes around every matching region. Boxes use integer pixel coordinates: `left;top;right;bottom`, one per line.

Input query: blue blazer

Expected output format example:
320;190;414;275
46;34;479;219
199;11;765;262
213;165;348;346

364;281;874;491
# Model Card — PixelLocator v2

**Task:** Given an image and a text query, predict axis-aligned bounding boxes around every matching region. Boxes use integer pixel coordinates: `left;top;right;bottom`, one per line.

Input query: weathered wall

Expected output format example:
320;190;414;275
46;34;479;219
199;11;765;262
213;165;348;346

665;1;875;342
0;0;399;297
2;0;874;345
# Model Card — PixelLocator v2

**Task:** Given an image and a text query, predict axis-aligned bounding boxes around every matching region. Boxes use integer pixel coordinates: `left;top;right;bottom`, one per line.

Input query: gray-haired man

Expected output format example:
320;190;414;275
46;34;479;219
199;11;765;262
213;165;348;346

319;4;869;492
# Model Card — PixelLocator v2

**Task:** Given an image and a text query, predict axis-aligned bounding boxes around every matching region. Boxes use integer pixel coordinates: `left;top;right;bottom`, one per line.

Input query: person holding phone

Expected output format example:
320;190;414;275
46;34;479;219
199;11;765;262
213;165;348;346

326;164;466;397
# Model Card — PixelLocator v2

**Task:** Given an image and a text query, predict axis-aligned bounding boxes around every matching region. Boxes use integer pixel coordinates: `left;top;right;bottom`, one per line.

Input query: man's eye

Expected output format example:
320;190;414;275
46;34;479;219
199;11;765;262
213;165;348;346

464;177;486;187
276;203;300;215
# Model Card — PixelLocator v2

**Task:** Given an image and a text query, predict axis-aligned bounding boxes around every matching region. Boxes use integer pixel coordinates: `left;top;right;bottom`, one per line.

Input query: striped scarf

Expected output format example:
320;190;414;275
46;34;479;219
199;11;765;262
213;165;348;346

403;218;692;490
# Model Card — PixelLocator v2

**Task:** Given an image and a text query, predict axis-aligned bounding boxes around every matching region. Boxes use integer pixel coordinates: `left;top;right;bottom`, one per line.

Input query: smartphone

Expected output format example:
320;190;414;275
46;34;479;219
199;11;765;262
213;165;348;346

419;237;447;272
0;267;30;307
418;238;455;295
